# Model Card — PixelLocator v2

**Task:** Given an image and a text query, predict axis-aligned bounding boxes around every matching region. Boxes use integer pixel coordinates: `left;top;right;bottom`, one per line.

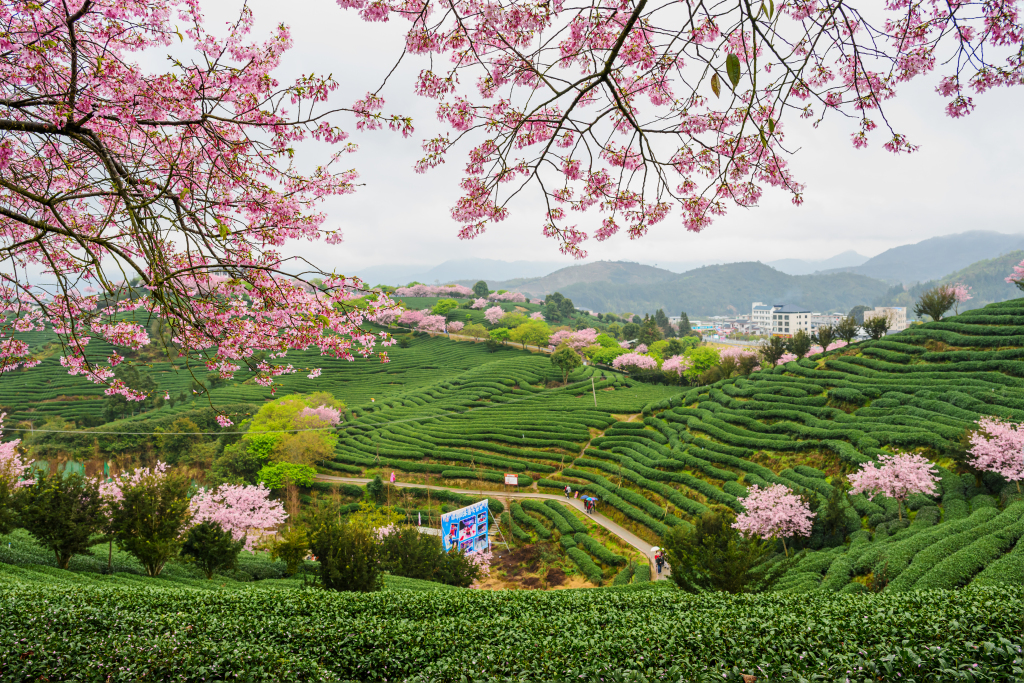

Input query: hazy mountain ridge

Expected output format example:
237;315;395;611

766;250;869;275
875;250;1024;313
821;231;1024;284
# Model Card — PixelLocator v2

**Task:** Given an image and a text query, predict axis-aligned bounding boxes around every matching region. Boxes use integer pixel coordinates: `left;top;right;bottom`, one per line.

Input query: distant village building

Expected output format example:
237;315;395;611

811;313;844;329
772;304;812;337
751;302;775;329
864;306;909;332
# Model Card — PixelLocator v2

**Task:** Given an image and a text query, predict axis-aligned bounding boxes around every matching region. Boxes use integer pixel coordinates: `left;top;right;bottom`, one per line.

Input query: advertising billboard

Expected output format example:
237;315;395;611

440;500;490;555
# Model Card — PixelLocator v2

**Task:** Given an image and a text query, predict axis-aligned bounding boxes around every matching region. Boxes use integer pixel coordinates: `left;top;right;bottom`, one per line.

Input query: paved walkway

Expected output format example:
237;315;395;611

317;474;670;580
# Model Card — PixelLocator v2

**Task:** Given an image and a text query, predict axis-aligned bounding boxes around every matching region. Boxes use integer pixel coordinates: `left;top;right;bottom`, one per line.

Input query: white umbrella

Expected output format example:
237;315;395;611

650;546;660;552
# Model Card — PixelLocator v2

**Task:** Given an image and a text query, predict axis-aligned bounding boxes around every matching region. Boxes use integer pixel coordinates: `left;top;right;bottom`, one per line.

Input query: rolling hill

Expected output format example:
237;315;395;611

876;250;1024;313
476;261;891;316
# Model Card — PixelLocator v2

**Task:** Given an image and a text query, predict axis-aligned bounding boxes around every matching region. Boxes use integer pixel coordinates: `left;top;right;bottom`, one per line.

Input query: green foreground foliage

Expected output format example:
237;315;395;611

0;571;1020;682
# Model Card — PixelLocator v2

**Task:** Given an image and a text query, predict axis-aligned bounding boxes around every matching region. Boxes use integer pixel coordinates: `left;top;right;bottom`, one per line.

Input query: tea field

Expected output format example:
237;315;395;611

325;299;1024;591
0;568;1021;681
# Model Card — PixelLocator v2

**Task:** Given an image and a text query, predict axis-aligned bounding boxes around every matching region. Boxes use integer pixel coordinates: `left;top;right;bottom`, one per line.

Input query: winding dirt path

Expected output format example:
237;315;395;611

317;473;670;580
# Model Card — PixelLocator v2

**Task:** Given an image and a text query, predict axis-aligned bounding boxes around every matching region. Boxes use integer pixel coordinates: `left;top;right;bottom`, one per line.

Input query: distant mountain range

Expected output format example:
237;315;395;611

354;230;1024;316
820;231;1024;284
766;250;869;276
466;261;890;316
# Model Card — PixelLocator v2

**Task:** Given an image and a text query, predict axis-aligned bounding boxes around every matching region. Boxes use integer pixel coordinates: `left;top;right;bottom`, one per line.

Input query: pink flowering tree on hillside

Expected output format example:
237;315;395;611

733;484;814;557
529;311;545;321
417;314;447;333
471;298;488;309
661;355;693;378
190;483;288;551
298;405;343;427
611;353;658;372
849;453;940;520
448;320;465;334
484;306;505;325
0;0;406;420
0;414;31;533
951;282;973;314
335;0;1023;257
548;328;597;352
969;417;1024;492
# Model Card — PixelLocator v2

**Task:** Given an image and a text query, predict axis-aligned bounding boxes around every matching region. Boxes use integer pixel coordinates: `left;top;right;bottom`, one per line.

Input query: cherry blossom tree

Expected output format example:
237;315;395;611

529;311;545;321
488;291;527;303
298;405;343;426
611;352;657;372
0;0;401;418
471;298;488;309
417;314;448;333
399;309;428;327
969;417;1024;492
0;413;31;532
395;284;474;297
733;484;814;557
448;320;465;334
951;282;973;314
484;306;504;325
335;0;1024;257
548;328;598;351
661;354;693;378
849;452;939;520
1007;260;1024;291
190;483;288;551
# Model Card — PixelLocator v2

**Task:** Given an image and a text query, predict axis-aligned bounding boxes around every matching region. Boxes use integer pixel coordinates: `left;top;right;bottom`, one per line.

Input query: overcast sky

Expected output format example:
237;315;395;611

206;0;1024;273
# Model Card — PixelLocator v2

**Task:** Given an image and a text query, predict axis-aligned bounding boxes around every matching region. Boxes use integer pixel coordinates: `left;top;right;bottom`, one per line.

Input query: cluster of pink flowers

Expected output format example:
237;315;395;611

777;353;798;364
618;341;631;349
487;291;526;302
611;353;658;372
448;321;465;333
394;284;474;298
0;414;31;488
733;484;814;555
298;405;342;426
720;346;758;362
634;343;648;354
484;306;505;325
190;483;288;551
849;453;939;518
661;355;692;377
1006;259;1024;290
969;417;1024;490
417;314;447;333
530;299;544;305
471;298;488;309
529;311;545;321
548;328;597;351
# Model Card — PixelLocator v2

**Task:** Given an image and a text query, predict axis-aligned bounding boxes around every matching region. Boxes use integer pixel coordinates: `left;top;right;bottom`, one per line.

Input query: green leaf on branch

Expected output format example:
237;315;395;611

726;54;741;88
768;118;775;133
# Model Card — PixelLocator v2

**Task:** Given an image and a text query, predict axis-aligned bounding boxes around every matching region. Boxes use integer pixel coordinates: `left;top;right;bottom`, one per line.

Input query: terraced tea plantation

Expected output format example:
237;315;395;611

325;299;1024;591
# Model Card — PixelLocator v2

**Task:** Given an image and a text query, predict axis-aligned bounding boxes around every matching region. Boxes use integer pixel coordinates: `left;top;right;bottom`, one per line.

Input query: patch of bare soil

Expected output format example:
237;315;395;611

545;567;567;586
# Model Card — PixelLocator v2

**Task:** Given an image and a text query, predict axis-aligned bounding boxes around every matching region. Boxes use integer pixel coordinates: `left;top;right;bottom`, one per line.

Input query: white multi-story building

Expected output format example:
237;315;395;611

771;304;813;337
751;302;776;329
811;313;844;329
864;306;908;332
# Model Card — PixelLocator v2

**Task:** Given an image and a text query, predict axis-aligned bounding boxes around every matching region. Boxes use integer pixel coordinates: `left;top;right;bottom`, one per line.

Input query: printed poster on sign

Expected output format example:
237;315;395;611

441;500;489;554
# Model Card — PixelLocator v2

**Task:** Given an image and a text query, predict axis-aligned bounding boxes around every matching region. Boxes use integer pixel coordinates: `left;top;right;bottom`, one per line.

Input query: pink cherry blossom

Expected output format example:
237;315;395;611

634;343;648;354
661;354;693;377
611;353;658;372
969;417;1024;491
733;484;814;556
849;452;939;519
471;298;489;309
484;306;504;325
394;284;474;298
417;314;447;333
448;320;465;333
548;328;597;351
529;311;545;321
332;0;1023;258
487;291;527;303
190;483;288;551
299;405;342;426
0;413;31;489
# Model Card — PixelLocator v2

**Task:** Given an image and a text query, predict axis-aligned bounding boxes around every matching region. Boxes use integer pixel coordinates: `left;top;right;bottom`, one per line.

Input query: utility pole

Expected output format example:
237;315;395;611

591;374;597;407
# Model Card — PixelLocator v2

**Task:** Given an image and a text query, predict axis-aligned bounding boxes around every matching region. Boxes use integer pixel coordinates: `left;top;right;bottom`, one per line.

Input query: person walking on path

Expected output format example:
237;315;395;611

655;552;664;575
564;485;572;499
574;490;579;499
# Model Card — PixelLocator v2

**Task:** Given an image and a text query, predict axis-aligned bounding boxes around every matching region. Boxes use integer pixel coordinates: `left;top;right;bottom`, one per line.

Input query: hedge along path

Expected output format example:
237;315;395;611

316;474;670;580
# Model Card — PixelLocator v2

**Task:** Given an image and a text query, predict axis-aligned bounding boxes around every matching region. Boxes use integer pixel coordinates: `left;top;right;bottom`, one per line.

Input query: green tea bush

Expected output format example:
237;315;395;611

565;547;603;585
573;533;626;565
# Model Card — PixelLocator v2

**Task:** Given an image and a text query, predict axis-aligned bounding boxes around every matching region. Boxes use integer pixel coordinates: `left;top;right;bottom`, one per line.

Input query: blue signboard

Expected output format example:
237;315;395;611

440;500;490;555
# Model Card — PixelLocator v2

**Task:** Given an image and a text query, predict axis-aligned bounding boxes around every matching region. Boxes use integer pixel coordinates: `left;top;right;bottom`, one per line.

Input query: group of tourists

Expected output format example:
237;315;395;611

563;485;598;514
